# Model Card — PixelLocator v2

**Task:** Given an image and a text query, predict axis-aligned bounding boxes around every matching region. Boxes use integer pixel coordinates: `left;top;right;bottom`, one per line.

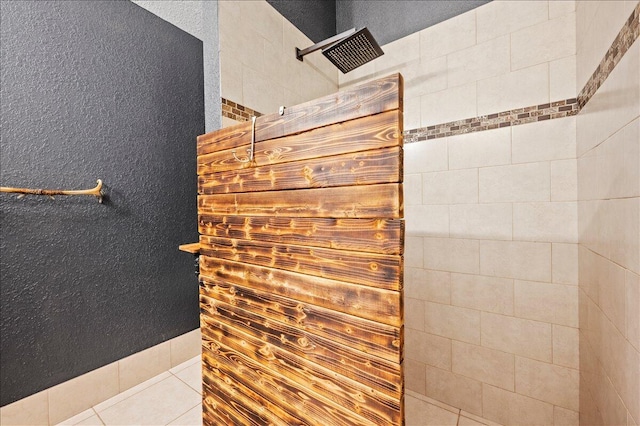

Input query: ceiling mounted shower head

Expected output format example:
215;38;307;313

296;27;384;74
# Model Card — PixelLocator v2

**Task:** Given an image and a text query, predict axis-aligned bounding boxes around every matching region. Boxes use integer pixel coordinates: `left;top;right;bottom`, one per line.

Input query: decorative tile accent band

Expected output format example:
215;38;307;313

578;1;639;109
223;2;639;141
221;98;262;122
404;99;579;143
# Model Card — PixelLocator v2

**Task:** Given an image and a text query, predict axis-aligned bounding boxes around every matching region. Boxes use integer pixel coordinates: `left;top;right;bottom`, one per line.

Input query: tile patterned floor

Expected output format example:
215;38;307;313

57;357;496;426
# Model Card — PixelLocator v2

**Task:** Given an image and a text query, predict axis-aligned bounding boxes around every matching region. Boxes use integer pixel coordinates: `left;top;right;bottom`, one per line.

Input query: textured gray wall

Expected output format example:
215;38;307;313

0;0;203;406
267;0;336;43
337;0;491;46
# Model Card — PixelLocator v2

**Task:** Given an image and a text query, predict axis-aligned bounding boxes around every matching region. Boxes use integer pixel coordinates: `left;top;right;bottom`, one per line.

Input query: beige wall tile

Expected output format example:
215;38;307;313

481;311;552;362
599;260;628;335
424;237;480;275
404;173;422;206
49;363;119;424
406;298;426;331
551;160;578;202
220;52;244;104
482;383;554;426
405;205;450;237
375;33;420;71
420;9;476;61
407;57;448;97
0;389;48;426
405;359;426;394
424;301;481;344
513;202;578;243
608;198;640;274
451;273;514;315
447;127;511;170
170;329;201;368
476;1;549;43
447;35;511;88
452;341;515;391
242;68;283;116
628;271;640;351
553;325;580;369
511;13;576;71
477;63;549;116
403;97;421;130
512;116;576;164
479;162;551;203
424;169;478;204
577;41;639;157
550;55;578;101
552;243;579;285
449;204;512;241
420;83;477;127
405;237;424;267
480;240;551;282
405;395;459;426
406;329;452;370
550;1;576;19
554;406;579;426
118;340;171;392
221;116;240;128
516;356;579;411
404;139;448;174
425;365;483;416
405;268;451;304
515;280;579;327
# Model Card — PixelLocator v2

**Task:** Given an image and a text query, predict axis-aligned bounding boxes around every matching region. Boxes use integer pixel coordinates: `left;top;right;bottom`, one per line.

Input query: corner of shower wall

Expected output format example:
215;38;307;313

218;0;339;127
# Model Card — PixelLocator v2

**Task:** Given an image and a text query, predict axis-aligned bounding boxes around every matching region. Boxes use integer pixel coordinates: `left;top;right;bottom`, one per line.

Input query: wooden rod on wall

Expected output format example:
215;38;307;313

0;179;105;203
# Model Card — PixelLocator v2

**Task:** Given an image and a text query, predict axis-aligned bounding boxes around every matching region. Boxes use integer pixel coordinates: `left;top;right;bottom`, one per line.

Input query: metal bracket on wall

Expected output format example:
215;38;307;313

0;179;105;203
232;116;257;164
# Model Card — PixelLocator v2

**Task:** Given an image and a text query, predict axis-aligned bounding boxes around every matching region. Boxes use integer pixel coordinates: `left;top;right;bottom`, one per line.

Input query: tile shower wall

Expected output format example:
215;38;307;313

576;2;640;426
218;0;338;126
340;2;580;424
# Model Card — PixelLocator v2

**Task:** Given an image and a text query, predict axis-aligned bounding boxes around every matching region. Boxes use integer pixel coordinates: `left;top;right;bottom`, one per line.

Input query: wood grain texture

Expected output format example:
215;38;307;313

198;146;402;194
202;328;401;426
199;257;402;327
197;73;403;155
198;74;404;425
197;110;401;174
198;183;403;218
199;235;402;290
200;279;401;363
198;216;404;255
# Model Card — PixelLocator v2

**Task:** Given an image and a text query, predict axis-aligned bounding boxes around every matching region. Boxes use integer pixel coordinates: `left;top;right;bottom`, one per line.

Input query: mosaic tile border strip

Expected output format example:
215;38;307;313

578;1;639;109
221;98;262;122
223;2;639;140
404;99;579;143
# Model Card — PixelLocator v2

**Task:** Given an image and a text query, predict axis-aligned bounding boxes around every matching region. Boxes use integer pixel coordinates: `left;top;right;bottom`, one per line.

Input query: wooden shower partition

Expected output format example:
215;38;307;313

196;73;404;426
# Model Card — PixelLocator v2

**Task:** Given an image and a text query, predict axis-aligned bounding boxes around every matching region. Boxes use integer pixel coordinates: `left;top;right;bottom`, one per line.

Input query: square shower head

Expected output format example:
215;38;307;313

322;28;384;74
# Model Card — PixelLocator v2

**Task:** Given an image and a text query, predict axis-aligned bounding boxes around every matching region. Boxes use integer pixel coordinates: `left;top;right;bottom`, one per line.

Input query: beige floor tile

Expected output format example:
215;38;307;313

97;376;200;425
460;411;503;426
56;408;98;425
174;362;202;394
74;415;104;426
405;395;459;426
93;372;171;413
169;355;201;375
459;415;487;425
167;404;202;426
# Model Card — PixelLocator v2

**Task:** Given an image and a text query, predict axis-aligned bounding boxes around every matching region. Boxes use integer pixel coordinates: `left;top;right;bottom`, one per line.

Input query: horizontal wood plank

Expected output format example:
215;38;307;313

203;342;383;426
197;73;403;153
199;295;401;394
199;235;402;290
197;110;401;173
197;121;251;157
198;146;402;194
198;183;403;218
200;279;401;363
199;257;402;327
198;216;404;255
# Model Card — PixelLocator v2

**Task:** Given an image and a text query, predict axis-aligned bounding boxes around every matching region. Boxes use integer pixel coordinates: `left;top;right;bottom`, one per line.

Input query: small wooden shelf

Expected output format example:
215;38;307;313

178;242;201;255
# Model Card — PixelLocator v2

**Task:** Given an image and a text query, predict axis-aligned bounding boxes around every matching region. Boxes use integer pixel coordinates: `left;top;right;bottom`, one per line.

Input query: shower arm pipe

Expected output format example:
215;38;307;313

296;28;356;61
232;116;256;163
0;179;105;203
